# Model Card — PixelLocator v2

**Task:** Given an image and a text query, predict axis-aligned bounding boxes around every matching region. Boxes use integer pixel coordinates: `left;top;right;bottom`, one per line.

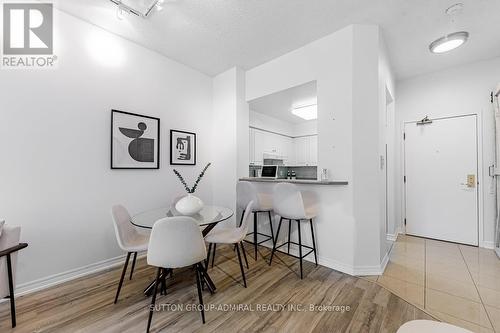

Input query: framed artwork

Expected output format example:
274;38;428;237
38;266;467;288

111;110;160;169
170;130;196;165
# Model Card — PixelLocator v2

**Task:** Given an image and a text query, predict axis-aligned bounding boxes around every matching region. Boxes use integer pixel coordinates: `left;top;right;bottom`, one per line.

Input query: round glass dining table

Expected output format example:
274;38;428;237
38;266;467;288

130;205;234;296
131;205;234;236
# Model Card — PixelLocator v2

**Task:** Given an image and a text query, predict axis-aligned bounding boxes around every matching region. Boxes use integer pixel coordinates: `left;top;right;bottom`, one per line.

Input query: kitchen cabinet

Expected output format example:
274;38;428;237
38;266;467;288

294;137;308;166
249;127;317;166
249;128;256;164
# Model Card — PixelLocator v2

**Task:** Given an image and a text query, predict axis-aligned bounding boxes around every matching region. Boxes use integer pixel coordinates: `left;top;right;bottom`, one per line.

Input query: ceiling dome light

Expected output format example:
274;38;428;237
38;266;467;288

429;31;469;54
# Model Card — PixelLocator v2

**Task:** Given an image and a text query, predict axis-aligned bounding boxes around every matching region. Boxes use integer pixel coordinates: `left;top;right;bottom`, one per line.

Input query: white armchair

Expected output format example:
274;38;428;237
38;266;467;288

0;223;28;328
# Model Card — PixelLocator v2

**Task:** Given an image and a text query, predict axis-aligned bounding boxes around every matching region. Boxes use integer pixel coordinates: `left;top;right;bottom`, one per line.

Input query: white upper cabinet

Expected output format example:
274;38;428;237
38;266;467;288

249;128;256;165
308;135;318;165
294;137;308;166
292;136;317;166
249;128;317;166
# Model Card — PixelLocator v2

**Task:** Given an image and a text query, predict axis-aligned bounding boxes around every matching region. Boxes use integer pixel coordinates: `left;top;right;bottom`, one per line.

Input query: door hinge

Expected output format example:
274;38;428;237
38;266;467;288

404;176;406;183
404;218;407;226
403;133;406;140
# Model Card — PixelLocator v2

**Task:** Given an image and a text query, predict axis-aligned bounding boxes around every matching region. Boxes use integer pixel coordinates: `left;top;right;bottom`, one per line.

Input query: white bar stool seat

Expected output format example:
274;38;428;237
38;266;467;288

236;181;276;260
269;183;318;279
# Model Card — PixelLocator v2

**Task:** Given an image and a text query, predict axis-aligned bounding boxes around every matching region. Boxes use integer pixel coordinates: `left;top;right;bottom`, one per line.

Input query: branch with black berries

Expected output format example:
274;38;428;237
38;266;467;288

173;163;211;194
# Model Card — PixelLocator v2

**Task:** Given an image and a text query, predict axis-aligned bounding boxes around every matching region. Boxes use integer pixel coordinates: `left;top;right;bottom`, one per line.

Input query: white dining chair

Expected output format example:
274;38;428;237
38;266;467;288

111;205;149;304
397;320;473;333
269;183;318;279
146;216;208;332
205;201;254;288
0;223;28;328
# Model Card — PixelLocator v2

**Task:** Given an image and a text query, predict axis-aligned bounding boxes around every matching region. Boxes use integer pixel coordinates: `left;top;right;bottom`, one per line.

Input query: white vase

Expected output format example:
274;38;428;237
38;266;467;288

175;194;204;216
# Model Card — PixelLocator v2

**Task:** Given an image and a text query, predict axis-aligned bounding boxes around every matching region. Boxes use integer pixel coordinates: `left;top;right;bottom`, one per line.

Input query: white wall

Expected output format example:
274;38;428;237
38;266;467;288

245;24;390;274
250;110;295;136
249;110;317;137
0;10;214;288
212;67;247;216
396;56;500;248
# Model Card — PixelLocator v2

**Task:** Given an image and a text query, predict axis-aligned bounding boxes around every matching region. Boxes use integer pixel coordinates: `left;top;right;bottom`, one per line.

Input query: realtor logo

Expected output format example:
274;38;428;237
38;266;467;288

2;3;56;68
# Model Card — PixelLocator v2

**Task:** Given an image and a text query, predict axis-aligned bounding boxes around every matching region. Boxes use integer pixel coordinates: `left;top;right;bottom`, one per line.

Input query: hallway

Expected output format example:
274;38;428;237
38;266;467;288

364;235;500;332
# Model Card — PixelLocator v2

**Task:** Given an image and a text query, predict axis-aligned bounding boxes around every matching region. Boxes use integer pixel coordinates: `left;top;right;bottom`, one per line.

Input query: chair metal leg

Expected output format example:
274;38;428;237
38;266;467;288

6;254;16;328
238;209;246;227
287;219;292;254
146;267;162;333
240;242;249;269
160;268;167;295
253;212;258;260
211;244;217;268
269;217;283;266
297;220;303;279
114;252;131;304
235;242;247;288
268;211;275;247
310;219;318;266
129;252;137;280
195;264;206;324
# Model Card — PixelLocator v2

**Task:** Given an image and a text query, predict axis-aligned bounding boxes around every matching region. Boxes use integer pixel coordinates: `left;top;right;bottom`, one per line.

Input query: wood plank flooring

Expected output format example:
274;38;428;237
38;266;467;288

0;245;434;332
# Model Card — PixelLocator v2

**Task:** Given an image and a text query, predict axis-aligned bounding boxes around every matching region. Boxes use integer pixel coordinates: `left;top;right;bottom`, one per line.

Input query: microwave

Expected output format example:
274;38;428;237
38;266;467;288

261;165;278;178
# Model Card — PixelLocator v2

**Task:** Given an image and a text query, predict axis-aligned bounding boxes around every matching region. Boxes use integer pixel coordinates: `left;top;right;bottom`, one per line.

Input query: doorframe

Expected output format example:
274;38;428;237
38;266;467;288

401;113;483;247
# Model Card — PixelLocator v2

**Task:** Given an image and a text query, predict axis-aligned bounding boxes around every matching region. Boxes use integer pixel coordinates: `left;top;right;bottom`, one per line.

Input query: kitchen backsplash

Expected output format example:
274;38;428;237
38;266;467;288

249;165;318;180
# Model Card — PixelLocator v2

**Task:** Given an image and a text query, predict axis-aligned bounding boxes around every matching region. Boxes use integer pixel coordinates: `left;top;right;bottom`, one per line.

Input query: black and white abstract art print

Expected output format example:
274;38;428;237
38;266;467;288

170;130;196;165
111;110;160;169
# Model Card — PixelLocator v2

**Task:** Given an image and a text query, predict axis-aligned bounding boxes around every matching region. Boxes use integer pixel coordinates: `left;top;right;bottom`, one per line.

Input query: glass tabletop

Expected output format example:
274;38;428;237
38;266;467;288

131;205;234;229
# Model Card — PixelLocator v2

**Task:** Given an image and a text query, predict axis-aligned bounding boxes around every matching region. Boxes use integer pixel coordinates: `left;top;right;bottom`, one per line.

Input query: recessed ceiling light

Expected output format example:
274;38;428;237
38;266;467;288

291;104;317;120
429;31;469;54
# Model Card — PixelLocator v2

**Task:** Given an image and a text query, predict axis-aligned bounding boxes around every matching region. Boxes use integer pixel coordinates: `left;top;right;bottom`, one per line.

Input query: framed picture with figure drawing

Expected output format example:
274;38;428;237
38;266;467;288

170;130;196;165
111;110;160;169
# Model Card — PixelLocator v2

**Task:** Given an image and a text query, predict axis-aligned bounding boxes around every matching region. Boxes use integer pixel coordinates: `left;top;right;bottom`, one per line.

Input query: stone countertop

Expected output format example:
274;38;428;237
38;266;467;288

239;177;348;185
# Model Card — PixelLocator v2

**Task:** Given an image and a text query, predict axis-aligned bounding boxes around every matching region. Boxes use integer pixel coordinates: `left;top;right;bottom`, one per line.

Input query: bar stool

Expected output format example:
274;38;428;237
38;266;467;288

269;183;318;279
237;181;275;260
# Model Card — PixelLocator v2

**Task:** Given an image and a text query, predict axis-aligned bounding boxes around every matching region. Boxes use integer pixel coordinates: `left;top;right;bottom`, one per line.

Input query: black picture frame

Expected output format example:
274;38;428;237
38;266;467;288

111;109;160;169
170;130;197;165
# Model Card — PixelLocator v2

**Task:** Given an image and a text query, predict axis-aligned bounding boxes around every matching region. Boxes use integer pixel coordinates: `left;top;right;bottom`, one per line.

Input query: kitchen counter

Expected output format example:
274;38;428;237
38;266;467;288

239;177;348;185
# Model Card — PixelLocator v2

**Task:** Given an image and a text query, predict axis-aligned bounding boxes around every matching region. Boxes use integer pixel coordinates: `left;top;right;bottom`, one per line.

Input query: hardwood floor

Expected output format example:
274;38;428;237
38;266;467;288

0;245;434;332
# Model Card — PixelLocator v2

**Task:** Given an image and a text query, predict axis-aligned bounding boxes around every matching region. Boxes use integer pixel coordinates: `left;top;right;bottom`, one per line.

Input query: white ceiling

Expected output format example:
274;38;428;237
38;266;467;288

249;81;317;124
53;0;500;79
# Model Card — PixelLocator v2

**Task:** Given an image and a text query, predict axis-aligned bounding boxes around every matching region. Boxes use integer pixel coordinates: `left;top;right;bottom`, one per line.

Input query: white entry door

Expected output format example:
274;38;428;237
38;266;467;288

404;115;478;246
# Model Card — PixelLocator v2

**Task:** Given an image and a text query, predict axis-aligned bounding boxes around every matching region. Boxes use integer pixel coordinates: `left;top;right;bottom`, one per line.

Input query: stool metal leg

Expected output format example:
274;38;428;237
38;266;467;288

269;217;283;266
253;212;258;260
267;211;275;247
287;219;292;254
297;220;303;279
310;219;318;266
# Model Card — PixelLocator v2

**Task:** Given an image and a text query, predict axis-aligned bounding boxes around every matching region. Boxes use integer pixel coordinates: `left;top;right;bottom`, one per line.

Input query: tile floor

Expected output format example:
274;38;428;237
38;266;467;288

363;235;500;333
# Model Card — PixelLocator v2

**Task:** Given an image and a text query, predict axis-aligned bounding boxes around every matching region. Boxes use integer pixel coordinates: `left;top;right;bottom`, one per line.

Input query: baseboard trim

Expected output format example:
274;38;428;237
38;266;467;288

15;252;146;297
481;241;494;249
386;233;398;242
257;241;388;277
